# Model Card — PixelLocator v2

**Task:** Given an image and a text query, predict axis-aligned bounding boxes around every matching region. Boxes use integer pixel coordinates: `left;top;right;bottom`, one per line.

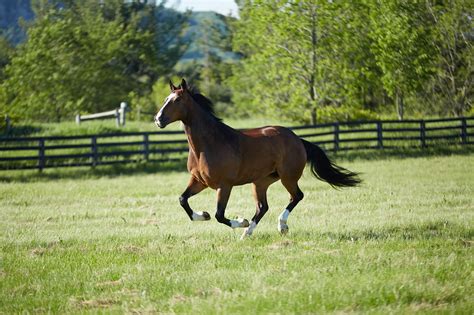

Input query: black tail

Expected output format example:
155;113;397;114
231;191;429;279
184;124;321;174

302;139;361;188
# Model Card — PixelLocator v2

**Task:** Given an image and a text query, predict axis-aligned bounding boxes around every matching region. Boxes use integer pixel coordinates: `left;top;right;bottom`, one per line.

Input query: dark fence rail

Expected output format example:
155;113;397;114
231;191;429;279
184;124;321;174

1;117;472;171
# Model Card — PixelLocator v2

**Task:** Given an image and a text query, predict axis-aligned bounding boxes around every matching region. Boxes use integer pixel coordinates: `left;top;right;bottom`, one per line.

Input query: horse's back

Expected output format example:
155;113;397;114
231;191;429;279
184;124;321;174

239;126;306;180
241;126;304;152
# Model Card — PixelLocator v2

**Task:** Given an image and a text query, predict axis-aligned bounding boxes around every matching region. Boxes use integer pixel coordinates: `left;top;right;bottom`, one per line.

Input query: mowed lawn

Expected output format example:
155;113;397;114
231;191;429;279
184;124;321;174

0;154;473;313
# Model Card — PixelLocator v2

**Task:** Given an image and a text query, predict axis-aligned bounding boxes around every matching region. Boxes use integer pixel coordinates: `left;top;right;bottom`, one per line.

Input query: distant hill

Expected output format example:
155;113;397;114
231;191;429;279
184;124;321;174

181;11;239;63
0;0;34;43
0;1;238;63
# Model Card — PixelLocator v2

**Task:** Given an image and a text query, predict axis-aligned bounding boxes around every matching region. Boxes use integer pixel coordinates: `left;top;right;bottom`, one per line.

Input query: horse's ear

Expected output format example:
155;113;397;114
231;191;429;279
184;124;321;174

180;78;187;91
169;80;177;91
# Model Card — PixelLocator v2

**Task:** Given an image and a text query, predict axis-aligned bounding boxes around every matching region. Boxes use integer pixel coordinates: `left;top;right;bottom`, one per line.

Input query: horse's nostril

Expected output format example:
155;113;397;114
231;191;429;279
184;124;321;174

155;115;167;128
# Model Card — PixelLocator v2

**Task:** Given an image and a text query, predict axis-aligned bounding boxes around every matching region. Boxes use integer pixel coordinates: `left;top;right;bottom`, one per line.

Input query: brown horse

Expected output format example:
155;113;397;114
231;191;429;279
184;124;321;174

155;79;361;239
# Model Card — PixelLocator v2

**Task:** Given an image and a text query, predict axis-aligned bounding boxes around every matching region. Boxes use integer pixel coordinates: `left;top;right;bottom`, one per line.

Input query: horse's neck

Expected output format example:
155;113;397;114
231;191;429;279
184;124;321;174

184;111;238;154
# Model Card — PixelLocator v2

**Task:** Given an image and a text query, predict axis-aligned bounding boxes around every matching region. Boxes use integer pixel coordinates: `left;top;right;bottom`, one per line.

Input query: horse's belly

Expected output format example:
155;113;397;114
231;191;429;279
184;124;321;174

190;152;240;189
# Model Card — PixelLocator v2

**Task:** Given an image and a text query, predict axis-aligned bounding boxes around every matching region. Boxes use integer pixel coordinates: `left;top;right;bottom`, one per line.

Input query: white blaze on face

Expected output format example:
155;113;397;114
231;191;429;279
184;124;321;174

157;92;177;122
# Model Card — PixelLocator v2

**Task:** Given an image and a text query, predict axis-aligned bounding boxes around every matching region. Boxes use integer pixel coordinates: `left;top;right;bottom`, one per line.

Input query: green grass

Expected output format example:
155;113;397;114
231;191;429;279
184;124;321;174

0;154;473;313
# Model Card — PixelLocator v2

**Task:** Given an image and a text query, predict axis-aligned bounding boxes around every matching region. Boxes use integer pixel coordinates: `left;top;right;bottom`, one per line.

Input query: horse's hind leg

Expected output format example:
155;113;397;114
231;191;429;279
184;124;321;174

278;178;304;234
179;177;210;221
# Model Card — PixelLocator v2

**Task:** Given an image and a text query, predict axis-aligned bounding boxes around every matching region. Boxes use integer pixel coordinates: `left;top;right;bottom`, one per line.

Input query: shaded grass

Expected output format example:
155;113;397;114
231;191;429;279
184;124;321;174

1;145;473;183
0;155;473;313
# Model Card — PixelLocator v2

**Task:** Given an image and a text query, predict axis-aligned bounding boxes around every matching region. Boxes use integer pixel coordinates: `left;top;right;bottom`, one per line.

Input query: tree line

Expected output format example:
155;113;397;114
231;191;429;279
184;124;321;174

0;0;188;123
230;0;473;123
0;0;472;124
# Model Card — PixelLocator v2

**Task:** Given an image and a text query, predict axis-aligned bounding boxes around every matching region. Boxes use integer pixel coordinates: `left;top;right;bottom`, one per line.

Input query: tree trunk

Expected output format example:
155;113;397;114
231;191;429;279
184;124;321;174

396;91;404;120
311;108;317;125
309;8;317;126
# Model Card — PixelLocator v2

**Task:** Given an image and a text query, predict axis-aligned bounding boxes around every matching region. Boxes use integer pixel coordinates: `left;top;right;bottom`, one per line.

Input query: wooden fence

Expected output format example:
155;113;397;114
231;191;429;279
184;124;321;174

0;117;472;171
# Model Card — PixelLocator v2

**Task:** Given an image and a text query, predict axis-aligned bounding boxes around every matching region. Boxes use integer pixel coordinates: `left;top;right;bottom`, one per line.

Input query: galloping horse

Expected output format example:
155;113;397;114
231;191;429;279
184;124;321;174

155;79;361;239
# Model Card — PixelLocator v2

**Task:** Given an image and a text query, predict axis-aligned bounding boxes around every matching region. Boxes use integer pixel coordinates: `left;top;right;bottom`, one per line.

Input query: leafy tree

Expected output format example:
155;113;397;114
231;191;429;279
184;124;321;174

231;0;460;122
231;0;382;123
175;12;235;116
1;0;187;122
0;34;14;82
425;0;473;116
231;0;320;123
367;1;437;120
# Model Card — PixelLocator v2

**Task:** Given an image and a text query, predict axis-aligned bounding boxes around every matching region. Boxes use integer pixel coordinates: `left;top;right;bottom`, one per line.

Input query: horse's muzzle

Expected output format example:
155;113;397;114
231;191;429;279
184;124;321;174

154;115;168;129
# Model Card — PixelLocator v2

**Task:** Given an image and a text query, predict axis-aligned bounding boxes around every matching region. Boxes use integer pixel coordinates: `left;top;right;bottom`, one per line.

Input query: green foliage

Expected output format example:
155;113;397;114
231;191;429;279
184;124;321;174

0;155;473;313
0;0;187;122
424;0;473;116
230;0;473;123
318;105;379;123
128;76;183;121
0;33;14;124
231;0;385;123
0;34;14;82
368;0;437;120
174;12;236;118
1;1;472;124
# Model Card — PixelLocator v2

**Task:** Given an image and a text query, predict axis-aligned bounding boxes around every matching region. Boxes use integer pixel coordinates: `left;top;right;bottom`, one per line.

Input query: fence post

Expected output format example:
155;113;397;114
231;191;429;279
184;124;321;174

376;121;383;149
333;122;340;152
115;109;120;128
460;117;467;144
91;136;98;167
38;139;45;172
143;133;149;161
119;102;127;126
420;120;426;148
75;114;81;125
5;115;11;134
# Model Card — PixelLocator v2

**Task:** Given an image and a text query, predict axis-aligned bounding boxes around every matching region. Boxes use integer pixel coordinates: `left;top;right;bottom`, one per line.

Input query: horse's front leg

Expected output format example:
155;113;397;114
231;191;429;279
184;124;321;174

179;177;210;221
215;186;249;228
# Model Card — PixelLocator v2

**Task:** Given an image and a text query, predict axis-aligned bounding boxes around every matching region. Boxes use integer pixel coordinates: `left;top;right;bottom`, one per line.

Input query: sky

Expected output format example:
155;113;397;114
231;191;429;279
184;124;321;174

166;0;239;17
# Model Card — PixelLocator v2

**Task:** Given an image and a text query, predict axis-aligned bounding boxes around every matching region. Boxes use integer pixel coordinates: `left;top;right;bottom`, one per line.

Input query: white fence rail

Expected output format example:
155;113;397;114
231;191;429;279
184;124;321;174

75;102;128;127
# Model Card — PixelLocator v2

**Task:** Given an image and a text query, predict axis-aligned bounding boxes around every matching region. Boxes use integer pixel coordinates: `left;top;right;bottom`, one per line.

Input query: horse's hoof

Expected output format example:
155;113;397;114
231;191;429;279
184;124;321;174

192;211;211;221
231;218;250;229
240;221;257;240
202;211;211;220
278;223;289;235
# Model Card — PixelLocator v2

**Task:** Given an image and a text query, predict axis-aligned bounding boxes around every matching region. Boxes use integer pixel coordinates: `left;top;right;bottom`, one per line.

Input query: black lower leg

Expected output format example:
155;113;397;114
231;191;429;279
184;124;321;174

214;187;232;227
215;197;232;227
284;188;304;213
179;191;194;220
251;201;269;224
179;181;209;221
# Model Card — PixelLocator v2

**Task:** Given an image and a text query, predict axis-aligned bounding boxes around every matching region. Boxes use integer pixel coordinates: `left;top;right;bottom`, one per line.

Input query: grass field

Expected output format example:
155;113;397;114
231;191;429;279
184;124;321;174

0;152;473;313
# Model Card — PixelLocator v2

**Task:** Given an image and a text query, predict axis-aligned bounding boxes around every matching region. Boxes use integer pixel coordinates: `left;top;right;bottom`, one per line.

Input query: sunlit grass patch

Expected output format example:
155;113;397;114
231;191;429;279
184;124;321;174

0;154;473;313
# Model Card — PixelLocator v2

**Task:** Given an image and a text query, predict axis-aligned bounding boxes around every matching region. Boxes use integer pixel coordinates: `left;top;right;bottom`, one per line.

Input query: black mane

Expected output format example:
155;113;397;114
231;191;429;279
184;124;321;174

188;87;222;122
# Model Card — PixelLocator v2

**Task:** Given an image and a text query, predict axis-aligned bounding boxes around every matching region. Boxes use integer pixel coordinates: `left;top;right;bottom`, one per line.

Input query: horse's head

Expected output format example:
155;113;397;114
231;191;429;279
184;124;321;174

155;79;191;128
